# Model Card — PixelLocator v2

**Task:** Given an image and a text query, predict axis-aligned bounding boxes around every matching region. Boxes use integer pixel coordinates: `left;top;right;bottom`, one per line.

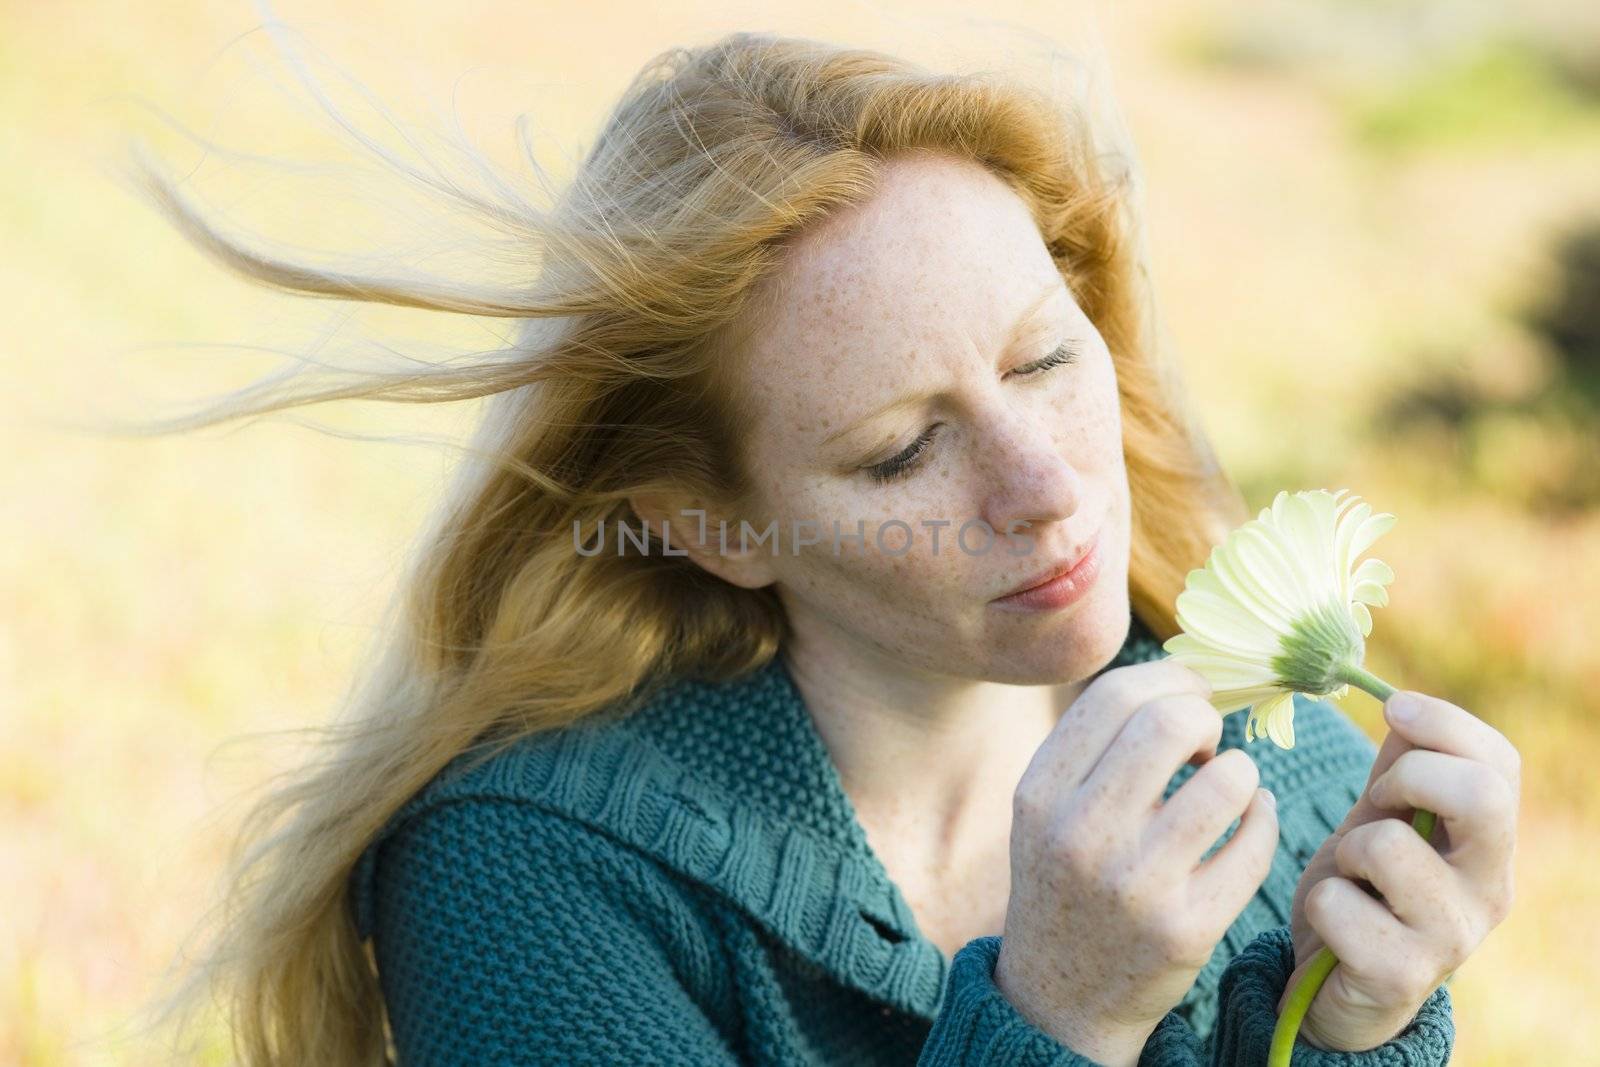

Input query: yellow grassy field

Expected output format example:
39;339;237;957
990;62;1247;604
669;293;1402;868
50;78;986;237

4;1;1598;1063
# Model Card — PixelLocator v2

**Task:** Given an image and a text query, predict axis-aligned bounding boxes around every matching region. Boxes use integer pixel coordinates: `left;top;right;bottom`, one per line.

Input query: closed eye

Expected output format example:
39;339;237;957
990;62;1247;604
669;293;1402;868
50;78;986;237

864;424;940;485
862;339;1082;485
1010;339;1080;377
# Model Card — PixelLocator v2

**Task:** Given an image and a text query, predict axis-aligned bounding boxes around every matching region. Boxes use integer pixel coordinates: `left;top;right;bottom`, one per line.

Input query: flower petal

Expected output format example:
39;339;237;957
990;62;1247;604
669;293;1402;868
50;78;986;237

1351;557;1394;608
1209;543;1296;633
1164;652;1278;690
1183;569;1282;651
1350;599;1372;637
1331;497;1371;601
1275;491;1340;606
1348;509;1398;572
1212;684;1285;716
1254;690;1297;749
1231;525;1313;618
1175;588;1280;658
1163;632;1274;667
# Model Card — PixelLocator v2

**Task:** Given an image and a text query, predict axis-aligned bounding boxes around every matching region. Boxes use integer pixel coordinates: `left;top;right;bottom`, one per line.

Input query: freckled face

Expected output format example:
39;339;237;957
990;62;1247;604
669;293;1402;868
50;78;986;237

730;153;1132;685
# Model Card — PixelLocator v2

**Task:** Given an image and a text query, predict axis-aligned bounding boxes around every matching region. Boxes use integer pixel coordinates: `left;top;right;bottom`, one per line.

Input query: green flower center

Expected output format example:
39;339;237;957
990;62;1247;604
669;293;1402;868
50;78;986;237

1271;599;1365;696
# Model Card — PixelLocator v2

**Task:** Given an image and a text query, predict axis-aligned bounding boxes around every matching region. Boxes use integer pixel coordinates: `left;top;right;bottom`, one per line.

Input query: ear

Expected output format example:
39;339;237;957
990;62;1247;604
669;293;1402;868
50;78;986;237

627;491;779;591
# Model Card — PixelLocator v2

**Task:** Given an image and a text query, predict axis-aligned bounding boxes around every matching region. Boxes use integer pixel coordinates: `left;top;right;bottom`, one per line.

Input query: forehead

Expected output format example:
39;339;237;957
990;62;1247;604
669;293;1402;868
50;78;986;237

734;153;1061;437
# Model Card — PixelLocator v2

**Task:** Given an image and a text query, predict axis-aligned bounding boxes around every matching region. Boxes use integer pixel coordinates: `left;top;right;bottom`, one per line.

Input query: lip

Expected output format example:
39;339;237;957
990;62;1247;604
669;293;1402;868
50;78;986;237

990;529;1103;611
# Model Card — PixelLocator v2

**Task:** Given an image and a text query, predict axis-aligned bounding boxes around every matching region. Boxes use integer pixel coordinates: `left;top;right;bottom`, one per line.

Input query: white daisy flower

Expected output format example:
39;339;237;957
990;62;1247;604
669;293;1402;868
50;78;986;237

1160;488;1398;749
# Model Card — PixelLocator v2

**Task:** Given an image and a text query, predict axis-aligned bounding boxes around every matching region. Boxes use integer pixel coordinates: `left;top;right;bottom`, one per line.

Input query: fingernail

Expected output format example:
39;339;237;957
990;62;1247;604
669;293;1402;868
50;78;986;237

1387;692;1419;724
1259;788;1276;809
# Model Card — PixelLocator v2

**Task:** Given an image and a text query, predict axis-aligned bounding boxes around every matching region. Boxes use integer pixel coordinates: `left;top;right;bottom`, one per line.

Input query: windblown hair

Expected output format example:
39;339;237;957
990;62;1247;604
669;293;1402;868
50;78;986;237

129;25;1249;1066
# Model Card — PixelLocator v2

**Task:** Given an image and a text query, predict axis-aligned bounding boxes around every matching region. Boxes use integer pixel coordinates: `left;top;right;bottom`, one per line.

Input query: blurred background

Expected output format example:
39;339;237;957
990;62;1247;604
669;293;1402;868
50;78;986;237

4;0;1598;1063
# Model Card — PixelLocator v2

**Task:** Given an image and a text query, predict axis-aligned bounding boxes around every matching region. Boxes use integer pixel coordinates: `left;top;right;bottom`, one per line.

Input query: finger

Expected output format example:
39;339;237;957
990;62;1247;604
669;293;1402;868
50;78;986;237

1033;659;1214;791
1384;691;1521;795
1145;748;1260;869
1190;785;1279;931
1333;817;1463;932
1302;876;1425;991
1332;725;1420;832
1368;749;1518;881
1079;692;1224;820
1335;829;1485;975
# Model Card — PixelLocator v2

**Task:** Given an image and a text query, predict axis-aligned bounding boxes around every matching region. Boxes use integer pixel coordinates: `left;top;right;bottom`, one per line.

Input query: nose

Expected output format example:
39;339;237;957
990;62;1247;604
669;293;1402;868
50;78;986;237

976;402;1086;540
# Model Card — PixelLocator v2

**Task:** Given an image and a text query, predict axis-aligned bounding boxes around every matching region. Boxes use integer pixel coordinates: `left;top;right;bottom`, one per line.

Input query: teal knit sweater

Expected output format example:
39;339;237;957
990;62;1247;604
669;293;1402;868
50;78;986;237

348;614;1454;1065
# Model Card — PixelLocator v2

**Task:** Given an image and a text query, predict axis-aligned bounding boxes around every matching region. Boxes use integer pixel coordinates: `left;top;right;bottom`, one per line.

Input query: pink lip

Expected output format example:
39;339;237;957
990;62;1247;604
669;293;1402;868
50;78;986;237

991;530;1103;612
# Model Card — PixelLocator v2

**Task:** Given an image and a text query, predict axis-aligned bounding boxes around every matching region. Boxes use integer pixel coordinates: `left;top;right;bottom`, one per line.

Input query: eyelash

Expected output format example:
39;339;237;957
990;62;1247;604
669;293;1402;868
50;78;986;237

864;340;1081;485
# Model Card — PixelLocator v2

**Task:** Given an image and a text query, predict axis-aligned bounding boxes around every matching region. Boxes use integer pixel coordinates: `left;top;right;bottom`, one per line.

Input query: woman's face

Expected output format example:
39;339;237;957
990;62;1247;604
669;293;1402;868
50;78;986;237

708;152;1132;686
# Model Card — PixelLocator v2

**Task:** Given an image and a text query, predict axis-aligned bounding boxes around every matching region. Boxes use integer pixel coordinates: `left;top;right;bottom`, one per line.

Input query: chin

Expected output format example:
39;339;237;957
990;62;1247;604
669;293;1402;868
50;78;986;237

986;623;1112;686
1003;586;1125;683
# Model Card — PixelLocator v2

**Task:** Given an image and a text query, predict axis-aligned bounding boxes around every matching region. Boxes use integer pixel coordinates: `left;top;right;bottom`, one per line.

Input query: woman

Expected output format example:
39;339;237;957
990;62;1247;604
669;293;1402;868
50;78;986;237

141;29;1516;1066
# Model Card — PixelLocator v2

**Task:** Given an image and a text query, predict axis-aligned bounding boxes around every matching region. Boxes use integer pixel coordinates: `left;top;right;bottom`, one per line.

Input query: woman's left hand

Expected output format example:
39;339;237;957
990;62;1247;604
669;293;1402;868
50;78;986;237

1279;689;1521;1051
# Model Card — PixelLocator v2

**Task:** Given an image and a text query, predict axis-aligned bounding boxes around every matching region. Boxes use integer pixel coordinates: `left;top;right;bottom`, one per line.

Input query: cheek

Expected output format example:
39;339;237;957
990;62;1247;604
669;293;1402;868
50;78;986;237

764;478;970;604
813;497;943;574
778;528;977;670
1054;362;1123;464
1066;406;1123;473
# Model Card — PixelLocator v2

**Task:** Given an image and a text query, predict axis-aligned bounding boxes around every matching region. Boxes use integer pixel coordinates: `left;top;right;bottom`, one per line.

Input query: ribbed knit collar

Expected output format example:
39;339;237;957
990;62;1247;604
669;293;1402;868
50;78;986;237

351;611;1172;1022
621;610;1172;896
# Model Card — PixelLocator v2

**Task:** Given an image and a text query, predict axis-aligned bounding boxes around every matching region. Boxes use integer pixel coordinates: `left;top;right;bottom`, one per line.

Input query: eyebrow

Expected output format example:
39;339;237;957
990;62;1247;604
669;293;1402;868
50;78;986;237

821;278;1068;447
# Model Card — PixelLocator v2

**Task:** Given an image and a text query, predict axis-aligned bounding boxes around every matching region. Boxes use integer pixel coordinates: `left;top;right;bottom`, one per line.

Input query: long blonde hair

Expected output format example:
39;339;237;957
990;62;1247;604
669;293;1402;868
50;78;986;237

126;26;1248;1065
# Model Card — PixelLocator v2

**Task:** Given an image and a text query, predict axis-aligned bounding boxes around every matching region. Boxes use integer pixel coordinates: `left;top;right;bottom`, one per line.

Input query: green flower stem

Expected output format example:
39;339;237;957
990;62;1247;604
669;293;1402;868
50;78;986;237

1266;663;1438;1066
1334;662;1396;703
1270;947;1338;1065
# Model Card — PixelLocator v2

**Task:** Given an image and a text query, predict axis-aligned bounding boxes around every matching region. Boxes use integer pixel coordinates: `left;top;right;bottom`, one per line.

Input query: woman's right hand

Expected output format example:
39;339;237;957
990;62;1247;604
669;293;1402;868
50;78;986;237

993;659;1280;1067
